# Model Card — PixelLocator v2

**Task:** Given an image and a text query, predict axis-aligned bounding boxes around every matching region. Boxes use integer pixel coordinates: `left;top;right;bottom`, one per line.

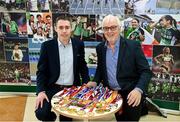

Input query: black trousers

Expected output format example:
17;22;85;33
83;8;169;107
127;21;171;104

115;90;142;122
35;85;73;122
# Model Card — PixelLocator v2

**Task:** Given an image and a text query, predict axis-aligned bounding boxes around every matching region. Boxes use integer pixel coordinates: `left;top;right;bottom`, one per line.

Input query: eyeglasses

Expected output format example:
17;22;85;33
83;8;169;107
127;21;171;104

58;26;71;30
102;25;119;32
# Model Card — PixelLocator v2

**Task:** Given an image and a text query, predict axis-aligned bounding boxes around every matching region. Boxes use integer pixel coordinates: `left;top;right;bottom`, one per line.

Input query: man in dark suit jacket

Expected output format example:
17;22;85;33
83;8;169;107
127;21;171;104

35;15;89;121
89;15;152;121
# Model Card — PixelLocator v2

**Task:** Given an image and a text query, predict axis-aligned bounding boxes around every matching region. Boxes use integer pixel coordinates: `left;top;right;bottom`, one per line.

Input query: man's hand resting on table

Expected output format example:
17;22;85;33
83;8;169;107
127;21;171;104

86;81;97;87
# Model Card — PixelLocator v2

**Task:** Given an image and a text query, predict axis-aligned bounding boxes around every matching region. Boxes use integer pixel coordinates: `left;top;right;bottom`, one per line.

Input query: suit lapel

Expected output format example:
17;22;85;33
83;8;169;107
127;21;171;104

53;39;60;68
117;37;126;74
72;39;77;75
102;42;108;82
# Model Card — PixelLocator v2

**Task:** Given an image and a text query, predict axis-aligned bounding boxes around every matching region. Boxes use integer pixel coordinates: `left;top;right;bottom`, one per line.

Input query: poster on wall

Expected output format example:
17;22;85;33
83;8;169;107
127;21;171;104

4;37;29;62
0;12;27;38
0;37;36;92
0;62;31;86
148;45;180;111
85;46;97;67
122;7;180;111
125;0;180;15
0;0;26;12
69;0;125;15
26;12;53;40
26;0;51;12
123;14;180;45
51;0;70;13
85;46;97;80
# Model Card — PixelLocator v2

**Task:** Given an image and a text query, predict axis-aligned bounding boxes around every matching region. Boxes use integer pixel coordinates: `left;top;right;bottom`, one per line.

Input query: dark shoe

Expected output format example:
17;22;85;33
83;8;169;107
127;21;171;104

59;115;72;122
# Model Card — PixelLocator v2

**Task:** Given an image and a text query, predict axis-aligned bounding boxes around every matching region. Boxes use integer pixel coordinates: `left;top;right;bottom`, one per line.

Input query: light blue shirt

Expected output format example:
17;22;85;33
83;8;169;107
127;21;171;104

105;38;143;93
56;39;74;85
106;38;121;90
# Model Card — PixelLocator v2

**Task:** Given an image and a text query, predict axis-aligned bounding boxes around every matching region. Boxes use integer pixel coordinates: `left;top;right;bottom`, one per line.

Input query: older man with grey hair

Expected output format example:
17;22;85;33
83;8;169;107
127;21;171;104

89;14;152;121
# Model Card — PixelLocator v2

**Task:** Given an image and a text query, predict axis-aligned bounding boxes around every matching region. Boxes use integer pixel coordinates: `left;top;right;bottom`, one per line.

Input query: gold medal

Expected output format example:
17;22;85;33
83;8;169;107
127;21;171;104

77;110;86;115
60;106;68;111
87;112;94;116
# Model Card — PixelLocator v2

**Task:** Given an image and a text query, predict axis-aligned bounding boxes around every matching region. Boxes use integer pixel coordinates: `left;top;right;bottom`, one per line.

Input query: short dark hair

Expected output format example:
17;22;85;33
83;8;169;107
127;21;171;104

36;14;42;18
132;18;139;23
46;15;51;19
162;15;177;28
30;14;34;17
55;15;72;26
14;43;20;46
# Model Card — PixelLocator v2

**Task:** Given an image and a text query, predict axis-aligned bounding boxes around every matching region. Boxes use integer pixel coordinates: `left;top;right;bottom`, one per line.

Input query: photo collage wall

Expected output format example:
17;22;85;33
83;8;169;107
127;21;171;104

0;0;180;103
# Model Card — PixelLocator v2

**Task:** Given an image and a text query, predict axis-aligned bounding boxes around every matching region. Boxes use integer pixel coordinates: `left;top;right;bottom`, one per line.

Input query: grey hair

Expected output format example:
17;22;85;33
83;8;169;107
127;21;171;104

102;15;121;27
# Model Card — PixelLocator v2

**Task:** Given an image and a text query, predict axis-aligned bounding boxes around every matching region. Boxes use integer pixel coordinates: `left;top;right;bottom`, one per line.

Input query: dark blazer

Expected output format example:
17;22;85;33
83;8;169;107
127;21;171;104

36;38;89;94
94;37;152;94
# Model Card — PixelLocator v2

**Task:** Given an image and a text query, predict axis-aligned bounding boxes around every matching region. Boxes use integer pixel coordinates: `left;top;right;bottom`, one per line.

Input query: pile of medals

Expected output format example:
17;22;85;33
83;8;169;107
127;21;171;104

52;83;122;116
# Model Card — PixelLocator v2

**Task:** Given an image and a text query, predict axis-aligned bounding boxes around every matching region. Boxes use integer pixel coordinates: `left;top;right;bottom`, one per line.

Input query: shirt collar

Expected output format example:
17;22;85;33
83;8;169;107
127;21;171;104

57;38;72;47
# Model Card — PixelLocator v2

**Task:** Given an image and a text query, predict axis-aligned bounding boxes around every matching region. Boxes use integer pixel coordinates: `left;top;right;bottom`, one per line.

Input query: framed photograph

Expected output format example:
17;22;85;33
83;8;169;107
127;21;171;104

123;14;180;45
26;0;51;12
148;45;180;111
51;0;70;13
4;37;29;62
0;12;27;38
0;0;26;12
125;0;180;15
85;46;97;67
0;62;32;85
27;12;53;40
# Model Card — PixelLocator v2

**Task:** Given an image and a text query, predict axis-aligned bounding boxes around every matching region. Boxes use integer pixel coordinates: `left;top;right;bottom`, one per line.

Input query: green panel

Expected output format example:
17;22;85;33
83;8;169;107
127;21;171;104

152;99;179;110
0;85;36;92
